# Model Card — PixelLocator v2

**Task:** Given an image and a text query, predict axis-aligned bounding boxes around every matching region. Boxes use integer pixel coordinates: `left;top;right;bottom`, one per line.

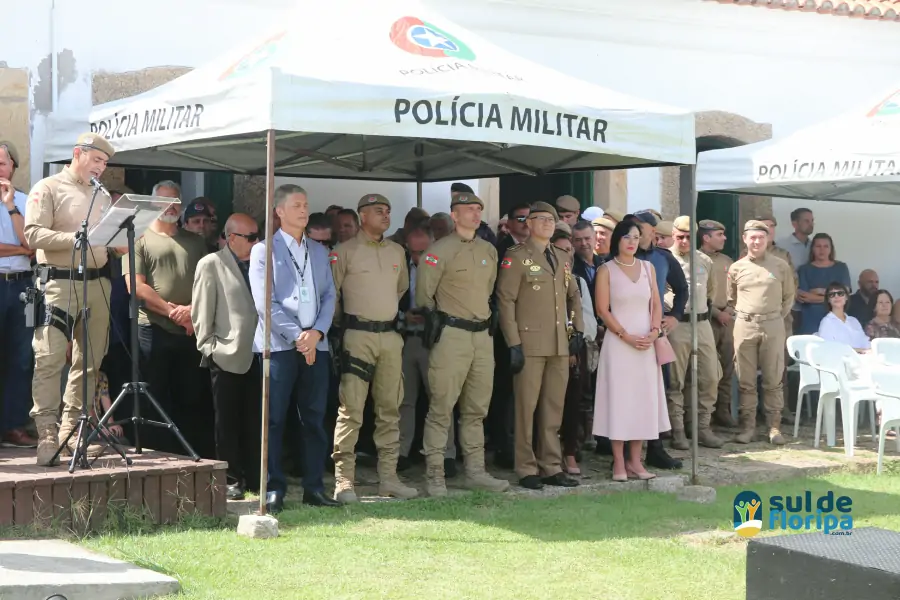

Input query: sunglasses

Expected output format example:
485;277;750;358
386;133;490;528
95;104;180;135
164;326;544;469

827;290;847;298
232;232;259;242
514;216;527;223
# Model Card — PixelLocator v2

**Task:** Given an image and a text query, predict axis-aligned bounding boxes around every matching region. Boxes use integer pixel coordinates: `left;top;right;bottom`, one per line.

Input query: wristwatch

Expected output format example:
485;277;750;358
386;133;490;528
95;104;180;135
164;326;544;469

7;206;20;216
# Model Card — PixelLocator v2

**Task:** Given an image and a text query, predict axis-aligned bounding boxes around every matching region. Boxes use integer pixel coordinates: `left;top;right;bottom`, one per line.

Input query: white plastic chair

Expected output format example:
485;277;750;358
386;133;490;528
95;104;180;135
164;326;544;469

786;335;822;438
835;352;878;457
865;370;900;474
872;338;900;366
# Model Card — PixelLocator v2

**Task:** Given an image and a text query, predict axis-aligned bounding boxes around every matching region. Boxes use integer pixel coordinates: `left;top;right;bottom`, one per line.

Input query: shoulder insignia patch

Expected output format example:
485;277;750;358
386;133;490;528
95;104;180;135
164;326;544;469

328;252;338;264
425;253;439;267
500;258;512;269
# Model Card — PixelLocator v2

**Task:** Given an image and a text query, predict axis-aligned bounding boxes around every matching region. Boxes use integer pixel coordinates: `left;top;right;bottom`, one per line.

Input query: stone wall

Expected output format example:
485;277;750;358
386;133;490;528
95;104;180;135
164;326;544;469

0;68;32;191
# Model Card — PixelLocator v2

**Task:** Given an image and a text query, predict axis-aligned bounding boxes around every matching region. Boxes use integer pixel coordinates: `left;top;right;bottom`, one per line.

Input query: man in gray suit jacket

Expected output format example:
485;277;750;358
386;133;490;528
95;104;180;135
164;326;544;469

192;213;261;501
250;184;340;512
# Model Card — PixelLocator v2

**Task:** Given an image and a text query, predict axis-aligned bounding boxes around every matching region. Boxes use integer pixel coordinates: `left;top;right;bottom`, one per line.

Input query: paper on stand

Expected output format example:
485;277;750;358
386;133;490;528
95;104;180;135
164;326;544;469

87;194;179;247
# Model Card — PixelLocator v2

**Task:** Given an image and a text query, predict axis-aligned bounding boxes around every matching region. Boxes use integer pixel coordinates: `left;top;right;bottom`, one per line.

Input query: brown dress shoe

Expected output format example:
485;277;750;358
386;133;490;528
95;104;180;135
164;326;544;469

2;428;38;448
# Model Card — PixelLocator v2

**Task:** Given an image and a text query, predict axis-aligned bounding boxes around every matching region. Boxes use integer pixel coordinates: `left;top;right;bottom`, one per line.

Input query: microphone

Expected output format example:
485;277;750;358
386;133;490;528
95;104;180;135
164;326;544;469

90;176;111;197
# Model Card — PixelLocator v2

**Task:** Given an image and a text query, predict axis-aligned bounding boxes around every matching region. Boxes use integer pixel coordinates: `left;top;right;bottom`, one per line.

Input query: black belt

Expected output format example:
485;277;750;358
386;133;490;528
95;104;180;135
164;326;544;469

344;315;397;333
443;314;490;333
39;266;107;281
0;271;31;282
679;313;709;323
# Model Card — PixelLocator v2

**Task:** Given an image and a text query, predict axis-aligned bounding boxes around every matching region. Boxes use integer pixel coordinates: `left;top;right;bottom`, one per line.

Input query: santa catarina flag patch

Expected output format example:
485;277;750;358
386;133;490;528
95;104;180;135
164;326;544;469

425;254;439;267
500;258;512;269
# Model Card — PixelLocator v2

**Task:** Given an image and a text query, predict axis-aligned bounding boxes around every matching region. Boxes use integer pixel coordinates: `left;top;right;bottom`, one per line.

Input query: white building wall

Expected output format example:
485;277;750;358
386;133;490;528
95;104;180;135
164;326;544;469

6;0;900;286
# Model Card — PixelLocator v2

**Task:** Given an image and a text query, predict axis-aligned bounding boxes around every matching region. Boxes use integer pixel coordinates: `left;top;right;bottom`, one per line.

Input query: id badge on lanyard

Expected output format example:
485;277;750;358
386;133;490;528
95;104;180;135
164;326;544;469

289;245;313;304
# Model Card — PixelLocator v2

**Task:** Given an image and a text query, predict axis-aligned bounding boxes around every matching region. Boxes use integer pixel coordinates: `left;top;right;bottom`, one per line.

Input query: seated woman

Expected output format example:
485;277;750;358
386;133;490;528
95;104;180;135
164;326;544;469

817;282;870;352
865;290;900;340
796;234;851;335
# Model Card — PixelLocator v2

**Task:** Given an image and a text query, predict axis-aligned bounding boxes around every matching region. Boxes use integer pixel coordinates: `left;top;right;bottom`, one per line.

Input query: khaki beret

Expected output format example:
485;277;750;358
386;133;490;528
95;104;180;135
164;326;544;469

672;216;695;233
555;195;580;213
656;221;674;236
358;193;391;210
647;209;663;221
529;201;559;221
698;219;725;231
450;192;484;209
75;133;115;159
755;214;777;225
743;219;770;233
591;216;616;231
0;140;19;168
554;221;572;236
603;208;625;223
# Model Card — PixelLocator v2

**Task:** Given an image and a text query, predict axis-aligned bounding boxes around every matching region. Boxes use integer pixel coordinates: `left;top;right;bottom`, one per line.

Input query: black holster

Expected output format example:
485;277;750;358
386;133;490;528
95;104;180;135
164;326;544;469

341;350;375;382
423;310;445;350
27;289;74;341
328;328;343;376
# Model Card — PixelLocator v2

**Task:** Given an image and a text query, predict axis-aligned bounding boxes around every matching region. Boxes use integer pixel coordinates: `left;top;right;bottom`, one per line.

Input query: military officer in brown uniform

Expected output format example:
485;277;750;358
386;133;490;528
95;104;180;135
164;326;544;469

727;220;796;445
25;133;115;465
330;193;417;502
416;192;510;497
699;219;737;428
495;202;584;489
666;217;723;449
755;215;797;336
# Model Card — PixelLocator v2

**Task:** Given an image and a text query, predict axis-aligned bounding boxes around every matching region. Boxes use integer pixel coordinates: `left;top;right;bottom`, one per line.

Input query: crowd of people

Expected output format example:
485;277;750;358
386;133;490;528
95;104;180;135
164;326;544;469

0;132;888;513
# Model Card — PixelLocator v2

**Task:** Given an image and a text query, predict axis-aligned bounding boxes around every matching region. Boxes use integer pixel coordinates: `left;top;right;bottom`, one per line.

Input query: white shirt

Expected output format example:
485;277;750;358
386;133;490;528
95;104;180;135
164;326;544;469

0;190;30;273
279;229;318;329
817;312;871;350
577;276;598;342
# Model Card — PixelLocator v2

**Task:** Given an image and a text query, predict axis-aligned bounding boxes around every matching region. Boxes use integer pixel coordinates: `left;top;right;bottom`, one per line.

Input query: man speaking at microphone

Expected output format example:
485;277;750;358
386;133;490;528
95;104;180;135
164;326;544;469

24;133;115;466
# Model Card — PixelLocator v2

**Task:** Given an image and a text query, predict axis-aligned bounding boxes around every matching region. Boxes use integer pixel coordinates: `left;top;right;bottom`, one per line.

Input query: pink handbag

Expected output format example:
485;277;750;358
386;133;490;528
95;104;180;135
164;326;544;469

641;261;676;366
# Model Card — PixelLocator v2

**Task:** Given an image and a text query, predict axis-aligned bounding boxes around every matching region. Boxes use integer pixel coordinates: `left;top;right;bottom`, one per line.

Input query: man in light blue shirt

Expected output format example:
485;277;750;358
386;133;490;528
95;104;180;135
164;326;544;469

0;142;36;448
778;207;814;329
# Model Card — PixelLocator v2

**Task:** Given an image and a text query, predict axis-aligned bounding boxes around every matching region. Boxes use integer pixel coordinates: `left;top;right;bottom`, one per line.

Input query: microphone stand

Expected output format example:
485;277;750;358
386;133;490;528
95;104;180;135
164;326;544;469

50;182;132;472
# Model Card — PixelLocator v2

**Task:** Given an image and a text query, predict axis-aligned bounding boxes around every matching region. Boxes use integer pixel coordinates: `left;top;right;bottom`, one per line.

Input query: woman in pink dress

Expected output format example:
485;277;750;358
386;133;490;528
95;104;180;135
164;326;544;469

593;219;670;481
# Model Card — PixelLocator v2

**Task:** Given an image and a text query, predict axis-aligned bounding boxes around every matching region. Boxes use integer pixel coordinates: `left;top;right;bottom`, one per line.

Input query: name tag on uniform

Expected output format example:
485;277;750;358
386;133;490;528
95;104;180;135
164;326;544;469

300;286;312;304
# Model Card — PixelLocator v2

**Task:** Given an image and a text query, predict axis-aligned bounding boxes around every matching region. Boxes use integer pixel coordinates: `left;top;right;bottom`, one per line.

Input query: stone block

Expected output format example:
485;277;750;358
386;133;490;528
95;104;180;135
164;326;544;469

648;475;686;494
677;485;717;504
237;514;279;539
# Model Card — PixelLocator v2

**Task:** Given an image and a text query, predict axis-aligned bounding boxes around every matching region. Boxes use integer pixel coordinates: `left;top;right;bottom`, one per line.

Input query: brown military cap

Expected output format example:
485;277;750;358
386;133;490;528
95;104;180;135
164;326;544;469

755;214;777;225
554;221;572;236
743;219;770;233
603;208;625;223
75;133;115;159
450;192;484;209
0;140;19;168
555;194;580;213
656;220;674;236
672;216;695;233
698;219;725;231
529;201;559;221
358;193;391;210
591;216;616;231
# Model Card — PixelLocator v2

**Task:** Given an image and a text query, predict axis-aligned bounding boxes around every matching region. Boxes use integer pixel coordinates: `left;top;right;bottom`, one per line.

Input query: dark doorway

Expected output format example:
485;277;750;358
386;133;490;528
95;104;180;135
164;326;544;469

697;191;739;258
498;172;593;217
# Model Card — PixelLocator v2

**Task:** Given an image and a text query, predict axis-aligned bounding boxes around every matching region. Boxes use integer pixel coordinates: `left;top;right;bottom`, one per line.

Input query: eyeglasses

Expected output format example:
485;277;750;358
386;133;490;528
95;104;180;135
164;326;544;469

528;215;556;224
232;232;259;242
827;290;847;298
622;235;641;241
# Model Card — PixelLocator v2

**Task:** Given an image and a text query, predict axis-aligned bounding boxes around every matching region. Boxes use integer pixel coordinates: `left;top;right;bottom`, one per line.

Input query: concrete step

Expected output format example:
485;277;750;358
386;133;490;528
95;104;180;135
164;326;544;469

0;539;180;600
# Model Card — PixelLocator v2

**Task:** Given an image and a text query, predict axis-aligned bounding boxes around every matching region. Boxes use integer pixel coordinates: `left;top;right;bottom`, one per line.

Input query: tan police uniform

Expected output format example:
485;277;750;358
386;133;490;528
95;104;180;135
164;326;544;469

727;220;796;444
665;217;723;449
330;194;416;501
496;202;584;481
699;219;737;427
416;192;509;496
25;133;114;465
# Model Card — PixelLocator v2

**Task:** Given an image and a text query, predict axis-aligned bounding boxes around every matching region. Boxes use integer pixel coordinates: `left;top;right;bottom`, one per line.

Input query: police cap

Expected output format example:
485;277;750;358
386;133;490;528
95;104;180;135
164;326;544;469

554;221;572;236
698;219;725;232
75;133;115;159
358;193;391;210
591;216;616;231
529;201;559;221
656;220;674;236
555;195;580;214
743;219;770;233
450;192;484;209
0;141;19;168
672;216;695;233
632;210;658;228
603;208;625;223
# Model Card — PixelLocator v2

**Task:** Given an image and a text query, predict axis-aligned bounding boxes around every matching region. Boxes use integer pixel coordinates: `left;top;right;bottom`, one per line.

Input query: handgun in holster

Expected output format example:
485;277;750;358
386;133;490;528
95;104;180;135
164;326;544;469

328;328;343;376
341;350;376;382
422;309;445;350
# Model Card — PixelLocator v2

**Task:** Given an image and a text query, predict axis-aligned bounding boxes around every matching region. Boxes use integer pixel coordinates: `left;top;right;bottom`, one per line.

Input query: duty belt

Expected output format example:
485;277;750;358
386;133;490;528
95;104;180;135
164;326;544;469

442;314;491;333
0;271;32;282
38;265;107;281
735;311;782;323
679;313;709;323
344;314;397;333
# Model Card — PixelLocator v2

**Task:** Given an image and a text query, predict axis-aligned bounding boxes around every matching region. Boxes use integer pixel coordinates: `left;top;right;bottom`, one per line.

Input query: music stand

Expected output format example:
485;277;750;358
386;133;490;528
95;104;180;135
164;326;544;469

82;194;200;461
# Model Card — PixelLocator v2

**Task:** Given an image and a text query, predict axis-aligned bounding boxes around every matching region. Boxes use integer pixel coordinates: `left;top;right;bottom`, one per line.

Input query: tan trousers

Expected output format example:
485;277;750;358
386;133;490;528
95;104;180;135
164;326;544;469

667;318;721;430
733;316;785;425
513;354;569;478
711;317;735;414
423;327;492;460
399;335;455;459
31;278;110;422
332;329;404;472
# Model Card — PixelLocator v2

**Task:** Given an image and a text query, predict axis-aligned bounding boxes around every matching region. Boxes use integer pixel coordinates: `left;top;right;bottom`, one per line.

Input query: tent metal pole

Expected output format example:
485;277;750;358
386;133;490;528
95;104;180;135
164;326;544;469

684;165;700;486
259;128;276;516
415;143;424;208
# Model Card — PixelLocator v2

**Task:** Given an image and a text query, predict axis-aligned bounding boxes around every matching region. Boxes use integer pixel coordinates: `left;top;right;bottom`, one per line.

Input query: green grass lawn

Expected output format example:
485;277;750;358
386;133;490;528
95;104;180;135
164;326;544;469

64;471;900;599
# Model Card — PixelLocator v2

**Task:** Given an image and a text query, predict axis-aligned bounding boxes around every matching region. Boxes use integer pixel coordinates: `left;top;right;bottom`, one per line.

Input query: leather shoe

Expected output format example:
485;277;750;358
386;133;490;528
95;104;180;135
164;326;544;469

519;475;544;490
646;439;683;470
541;472;579;487
226;484;245;501
265;491;284;514
302;490;341;508
493;450;514;470
444;458;458;479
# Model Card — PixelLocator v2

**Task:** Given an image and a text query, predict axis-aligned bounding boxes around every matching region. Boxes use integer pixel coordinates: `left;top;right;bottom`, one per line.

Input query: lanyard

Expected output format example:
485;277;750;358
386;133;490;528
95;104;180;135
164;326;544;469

288;239;309;281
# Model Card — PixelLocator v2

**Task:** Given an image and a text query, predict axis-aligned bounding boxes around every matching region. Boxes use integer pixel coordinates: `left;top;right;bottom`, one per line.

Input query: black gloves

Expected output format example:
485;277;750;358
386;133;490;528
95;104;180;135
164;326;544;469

510;345;525;374
569;331;584;356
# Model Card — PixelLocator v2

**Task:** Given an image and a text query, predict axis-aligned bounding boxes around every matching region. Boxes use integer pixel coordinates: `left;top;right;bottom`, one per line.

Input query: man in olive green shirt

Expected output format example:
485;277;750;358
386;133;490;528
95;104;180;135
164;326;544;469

123;180;211;456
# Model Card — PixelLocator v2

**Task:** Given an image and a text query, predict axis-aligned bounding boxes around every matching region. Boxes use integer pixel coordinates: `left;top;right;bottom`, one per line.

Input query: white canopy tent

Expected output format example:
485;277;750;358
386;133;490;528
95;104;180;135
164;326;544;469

45;0;701;508
45;1;695;180
696;88;900;203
